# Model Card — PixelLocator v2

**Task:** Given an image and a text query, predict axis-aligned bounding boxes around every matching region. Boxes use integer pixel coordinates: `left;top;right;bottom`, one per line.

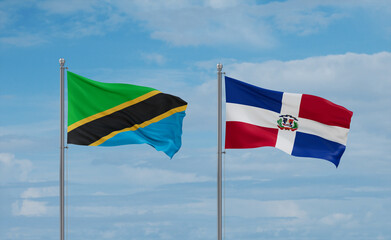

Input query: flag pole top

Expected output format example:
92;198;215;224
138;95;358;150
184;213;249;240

59;58;65;65
217;63;223;71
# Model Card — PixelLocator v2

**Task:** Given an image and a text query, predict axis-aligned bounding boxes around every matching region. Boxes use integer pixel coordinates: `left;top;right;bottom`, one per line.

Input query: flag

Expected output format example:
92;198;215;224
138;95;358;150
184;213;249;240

225;76;353;167
67;72;187;158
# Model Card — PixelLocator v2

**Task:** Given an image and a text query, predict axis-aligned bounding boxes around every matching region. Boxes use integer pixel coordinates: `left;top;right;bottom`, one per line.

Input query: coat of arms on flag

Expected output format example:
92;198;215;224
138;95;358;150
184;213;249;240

277;115;298;131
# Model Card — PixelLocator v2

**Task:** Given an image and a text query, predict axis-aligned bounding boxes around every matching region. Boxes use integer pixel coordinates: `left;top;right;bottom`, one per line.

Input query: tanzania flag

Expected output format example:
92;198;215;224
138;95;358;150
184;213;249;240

67;72;187;158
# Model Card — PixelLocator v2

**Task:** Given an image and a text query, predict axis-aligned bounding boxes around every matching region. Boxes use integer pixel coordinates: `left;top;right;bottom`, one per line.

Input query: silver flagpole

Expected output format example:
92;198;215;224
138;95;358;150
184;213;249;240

217;63;223;240
59;58;65;240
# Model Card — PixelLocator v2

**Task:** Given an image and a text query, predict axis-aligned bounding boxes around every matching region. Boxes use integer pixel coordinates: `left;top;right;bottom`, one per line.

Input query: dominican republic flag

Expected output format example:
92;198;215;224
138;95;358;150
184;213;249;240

225;76;353;167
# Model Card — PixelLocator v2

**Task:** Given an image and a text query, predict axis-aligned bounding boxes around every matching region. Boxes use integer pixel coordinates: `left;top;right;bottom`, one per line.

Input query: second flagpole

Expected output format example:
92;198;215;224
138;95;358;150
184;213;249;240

217;63;223;240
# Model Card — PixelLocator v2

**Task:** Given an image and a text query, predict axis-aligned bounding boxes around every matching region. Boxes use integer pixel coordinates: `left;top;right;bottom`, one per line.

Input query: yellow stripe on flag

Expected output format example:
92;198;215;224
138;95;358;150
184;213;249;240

67;90;161;132
89;105;187;146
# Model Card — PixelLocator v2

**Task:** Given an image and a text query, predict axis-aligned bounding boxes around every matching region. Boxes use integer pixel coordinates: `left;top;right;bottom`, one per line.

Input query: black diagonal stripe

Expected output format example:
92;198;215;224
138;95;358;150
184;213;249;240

67;93;187;145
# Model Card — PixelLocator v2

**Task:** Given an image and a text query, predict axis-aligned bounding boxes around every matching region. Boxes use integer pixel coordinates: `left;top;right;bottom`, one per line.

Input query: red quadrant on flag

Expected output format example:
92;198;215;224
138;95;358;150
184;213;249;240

225;121;278;148
299;94;353;129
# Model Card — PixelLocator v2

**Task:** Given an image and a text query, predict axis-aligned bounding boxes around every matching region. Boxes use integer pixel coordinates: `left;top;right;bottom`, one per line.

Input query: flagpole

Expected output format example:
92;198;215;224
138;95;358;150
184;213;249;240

217;63;223;240
59;58;65;240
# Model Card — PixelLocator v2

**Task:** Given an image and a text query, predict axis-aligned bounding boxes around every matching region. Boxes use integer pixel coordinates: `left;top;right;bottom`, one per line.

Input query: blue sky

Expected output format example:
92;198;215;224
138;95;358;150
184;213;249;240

0;0;390;239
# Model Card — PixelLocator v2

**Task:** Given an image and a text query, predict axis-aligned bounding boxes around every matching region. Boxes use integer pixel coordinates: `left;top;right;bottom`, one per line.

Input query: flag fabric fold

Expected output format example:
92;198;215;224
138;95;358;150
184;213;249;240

67;71;187;158
225;76;353;167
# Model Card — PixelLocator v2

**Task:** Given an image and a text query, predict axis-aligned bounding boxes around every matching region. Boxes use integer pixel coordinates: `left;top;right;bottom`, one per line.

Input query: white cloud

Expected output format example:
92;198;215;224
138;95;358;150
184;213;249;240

227;198;307;219
345;187;391;193
183;78;217;131
0;120;57;151
204;0;243;9
0;121;57;137
65;146;213;186
112;0;390;47
0;153;32;183
0;0;126;46
319;213;354;226
73;198;214;218
92;191;109;196
0;10;8;29
20;187;58;198
1;0;389;47
101;230;117;239
12;200;49;217
59;12;127;39
100;222;174;239
119;166;212;186
267;2;345;35
36;0;101;14
226;52;391;107
74;205;146;217
73;197;305;220
0;34;47;47
116;1;275;47
141;53;166;65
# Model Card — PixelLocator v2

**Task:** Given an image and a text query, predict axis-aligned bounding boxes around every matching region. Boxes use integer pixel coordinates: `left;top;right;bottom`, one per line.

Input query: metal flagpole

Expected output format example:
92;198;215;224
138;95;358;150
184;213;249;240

217;63;223;240
59;58;65;240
